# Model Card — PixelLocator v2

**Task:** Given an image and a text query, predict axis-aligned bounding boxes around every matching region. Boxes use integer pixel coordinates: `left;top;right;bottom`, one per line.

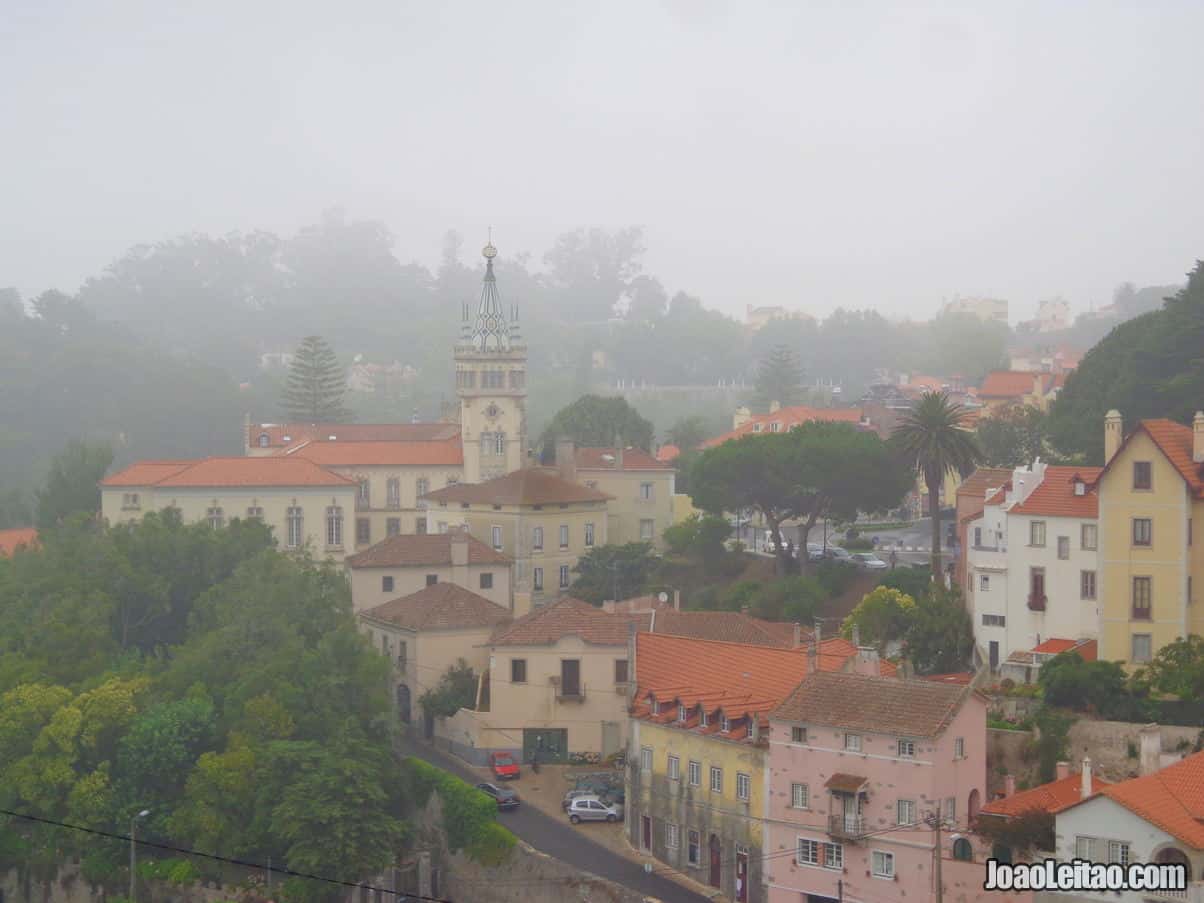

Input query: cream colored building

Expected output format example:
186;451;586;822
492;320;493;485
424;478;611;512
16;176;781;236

344;527;513;612
424;468;610;614
100;457;357;562
559;442;674;548
358;581;512;726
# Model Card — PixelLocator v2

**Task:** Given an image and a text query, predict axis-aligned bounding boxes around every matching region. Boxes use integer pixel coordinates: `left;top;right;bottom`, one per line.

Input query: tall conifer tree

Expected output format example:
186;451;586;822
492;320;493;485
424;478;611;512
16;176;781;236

281;335;352;422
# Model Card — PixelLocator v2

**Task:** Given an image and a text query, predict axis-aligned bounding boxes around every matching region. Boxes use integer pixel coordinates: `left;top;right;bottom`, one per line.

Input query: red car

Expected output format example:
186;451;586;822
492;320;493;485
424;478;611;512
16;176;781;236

489;752;520;780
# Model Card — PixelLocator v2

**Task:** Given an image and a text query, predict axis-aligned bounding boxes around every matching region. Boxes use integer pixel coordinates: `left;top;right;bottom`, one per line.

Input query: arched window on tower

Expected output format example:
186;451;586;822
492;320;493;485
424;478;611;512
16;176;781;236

494;432;506;455
258;433;270;447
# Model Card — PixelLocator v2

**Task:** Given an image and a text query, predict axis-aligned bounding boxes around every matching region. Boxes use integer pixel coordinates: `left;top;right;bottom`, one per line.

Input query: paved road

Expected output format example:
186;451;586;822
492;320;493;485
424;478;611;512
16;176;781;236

397;735;711;903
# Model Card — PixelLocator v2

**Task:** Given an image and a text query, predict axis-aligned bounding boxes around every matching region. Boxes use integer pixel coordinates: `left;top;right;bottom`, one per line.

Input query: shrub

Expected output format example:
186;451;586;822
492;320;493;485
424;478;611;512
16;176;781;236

404;757;516;865
842;537;873;550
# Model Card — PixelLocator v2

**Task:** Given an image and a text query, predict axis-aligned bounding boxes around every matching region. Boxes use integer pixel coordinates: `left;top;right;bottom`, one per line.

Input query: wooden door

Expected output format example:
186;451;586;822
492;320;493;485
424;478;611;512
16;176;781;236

709;834;721;888
641;816;651;850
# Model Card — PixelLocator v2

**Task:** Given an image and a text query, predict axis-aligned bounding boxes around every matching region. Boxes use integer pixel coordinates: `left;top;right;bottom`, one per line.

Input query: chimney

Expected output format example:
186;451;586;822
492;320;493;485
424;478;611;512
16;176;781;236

1056;761;1070;781
450;525;470;587
1104;410;1123;464
792;622;802;648
555;436;577;483
673;589;681;611
853;647;881;677
851;625;861;648
814;621;822;646
1193;411;1204;464
1004;774;1016;798
807;638;817;674
1080;757;1092;800
601;600;615;613
1139;724;1162;776
733;406;752;430
769;400;781;414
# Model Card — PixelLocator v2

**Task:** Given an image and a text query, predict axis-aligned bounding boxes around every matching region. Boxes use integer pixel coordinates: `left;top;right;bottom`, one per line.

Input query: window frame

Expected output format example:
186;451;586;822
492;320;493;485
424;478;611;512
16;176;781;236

871;849;895;879
736;772;751;801
791;782;809;809
688;760;701;787
1132;517;1153;547
1081;570;1097;600
382;576;394;593
479;572;494;590
666;822;680;849
667;754;680;780
614;659;629;684
1132;576;1152;620
897;738;915;758
1131;633;1152;664
559;524;569;549
954;736;965;760
688;830;700;866
639;518;655;541
533;567;544;591
844;733;862;752
491;524;503;551
1057;535;1070;560
640;746;653;771
532;525;543;550
559;564;570;589
585;522;595;546
897;799;915;826
709;765;723;793
1133;461;1152;490
1081;522;1098;550
510;659;527;684
1029;520;1046;547
797;838;819;866
980;574;990;592
791;725;807;744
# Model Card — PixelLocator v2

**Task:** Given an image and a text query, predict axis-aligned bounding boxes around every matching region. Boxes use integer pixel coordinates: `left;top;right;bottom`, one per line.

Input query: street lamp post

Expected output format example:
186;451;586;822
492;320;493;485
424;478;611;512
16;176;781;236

130;809;149;903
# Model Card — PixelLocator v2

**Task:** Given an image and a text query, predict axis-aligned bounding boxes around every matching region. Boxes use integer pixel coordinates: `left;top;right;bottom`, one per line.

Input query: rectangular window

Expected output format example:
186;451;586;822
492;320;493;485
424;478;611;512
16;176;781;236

897;800;915;825
207;506;225;530
1133;461;1152;490
387;477;400;508
245;505;263;519
797;838;819;866
897;739;915;757
640;482;653;500
386;517;401;536
678;704;688;723
559;564;570;588
974;526;982;547
532;526;543;550
1132;576;1152;620
382;576;394;593
1132;633;1152;664
640;519;654;541
1057;536;1070;559
1108;840;1130;866
1081;523;1098;550
791;726;807;744
710;766;723;793
426;573;438;586
479;572;493;590
688;830;700;866
1075;836;1094;861
286;506;303;548
667;755;680;780
822;842;843;870
615;659;629;684
844;733;862;752
1132;518;1152;546
1029;567;1046;609
356;517;371;546
1029;521;1046;547
791;783;809;809
491;525;503;551
954;737;965;760
982;614;1006;627
640;746;653;771
415;516;428;535
397;640;406;669
980;574;990;592
688;760;701;786
721;715;731;733
944;797;956;822
585;522;595;546
737;772;751;801
510;659;527;683
357;480;370;508
666;823;679;849
872;850;895;879
559;525;569;549
1081;570;1097;600
533;567;544;591
415;477;429;507
325;506;343;548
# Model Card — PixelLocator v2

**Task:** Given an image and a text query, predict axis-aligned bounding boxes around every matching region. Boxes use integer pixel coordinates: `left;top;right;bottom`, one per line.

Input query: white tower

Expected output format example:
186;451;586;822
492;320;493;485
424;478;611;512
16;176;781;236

455;240;528;482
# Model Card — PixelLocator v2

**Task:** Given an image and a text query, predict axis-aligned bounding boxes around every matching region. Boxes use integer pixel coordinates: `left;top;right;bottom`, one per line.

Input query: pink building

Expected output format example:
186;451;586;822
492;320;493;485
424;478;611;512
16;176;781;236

765;671;1004;903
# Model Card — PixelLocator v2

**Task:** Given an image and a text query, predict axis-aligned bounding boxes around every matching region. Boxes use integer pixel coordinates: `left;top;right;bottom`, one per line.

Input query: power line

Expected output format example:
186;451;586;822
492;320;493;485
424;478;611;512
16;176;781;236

0;808;453;903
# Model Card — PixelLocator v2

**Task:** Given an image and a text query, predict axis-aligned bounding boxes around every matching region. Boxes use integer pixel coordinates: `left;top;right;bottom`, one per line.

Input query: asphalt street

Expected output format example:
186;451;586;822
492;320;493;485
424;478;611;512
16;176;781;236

396;734;711;903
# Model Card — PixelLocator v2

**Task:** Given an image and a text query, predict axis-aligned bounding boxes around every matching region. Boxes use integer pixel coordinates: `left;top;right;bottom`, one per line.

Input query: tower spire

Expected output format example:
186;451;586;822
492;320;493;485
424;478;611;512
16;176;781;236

461;235;521;352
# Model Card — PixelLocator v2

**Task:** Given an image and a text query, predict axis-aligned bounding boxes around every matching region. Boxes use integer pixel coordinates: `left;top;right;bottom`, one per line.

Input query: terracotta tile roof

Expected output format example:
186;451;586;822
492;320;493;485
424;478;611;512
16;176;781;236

979;371;1049;399
102;457;354;488
250;422;460;447
919;672;975;686
701;406;866;448
773;670;970;737
1094;751;1204;848
826;773;868;793
1008;466;1102;518
344;532;511;568
1140;419;1204;498
425;468;611;506
489;596;644;647
1032;638;1078;655
574;447;674;471
655;444;681;463
0;527;39;557
980;771;1109;818
1007;637;1097;666
956;468;1013;500
649;610;801;648
360;582;512;631
282;438;464;467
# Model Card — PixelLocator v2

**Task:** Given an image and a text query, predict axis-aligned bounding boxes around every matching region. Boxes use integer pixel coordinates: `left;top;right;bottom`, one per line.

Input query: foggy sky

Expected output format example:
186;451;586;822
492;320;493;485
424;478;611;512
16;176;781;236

3;0;1202;323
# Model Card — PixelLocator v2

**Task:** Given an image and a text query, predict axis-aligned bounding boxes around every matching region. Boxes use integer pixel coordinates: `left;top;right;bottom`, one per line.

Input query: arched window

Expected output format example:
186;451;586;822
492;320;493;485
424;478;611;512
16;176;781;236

258;433;270;447
953;838;973;862
968;788;981;821
1156;848;1191;882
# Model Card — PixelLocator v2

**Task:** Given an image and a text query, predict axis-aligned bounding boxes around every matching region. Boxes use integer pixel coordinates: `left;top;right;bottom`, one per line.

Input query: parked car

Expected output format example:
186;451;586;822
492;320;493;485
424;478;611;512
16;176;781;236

567;795;621;824
824;546;853;561
806;543;825;561
562;788;597;811
851;552;888;570
489;751;520;780
476;781;520;810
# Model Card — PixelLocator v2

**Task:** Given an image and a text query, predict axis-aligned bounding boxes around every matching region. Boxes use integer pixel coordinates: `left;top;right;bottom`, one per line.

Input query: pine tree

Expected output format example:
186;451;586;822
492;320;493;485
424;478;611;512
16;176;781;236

752;344;805;411
281;336;352;422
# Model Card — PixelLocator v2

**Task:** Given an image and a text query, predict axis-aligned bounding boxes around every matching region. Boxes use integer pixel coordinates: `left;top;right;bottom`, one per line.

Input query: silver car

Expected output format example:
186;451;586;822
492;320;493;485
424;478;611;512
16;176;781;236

567;794;622;824
851;552;888;570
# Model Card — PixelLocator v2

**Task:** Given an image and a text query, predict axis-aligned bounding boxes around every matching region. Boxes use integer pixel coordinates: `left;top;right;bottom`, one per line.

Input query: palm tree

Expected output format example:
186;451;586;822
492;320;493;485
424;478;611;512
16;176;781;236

891;391;982;582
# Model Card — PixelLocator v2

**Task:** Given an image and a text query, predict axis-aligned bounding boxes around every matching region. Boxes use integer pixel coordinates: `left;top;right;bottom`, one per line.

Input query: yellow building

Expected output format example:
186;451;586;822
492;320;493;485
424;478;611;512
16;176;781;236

100;457;357;561
564;442;675;548
423;468;610;613
1096;411;1204;666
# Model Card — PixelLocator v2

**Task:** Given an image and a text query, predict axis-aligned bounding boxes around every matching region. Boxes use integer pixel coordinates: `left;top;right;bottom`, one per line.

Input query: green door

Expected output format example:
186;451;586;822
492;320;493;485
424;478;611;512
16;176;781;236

522;728;568;764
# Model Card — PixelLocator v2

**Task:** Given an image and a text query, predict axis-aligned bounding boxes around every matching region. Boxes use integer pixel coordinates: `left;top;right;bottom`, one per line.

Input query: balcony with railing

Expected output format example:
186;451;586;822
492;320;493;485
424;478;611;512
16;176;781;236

827;814;866;841
1027;593;1047;612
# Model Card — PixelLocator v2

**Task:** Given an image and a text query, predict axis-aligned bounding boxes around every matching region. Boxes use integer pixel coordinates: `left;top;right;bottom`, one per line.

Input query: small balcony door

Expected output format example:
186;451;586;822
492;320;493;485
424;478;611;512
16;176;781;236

842;793;859;834
561;659;581;697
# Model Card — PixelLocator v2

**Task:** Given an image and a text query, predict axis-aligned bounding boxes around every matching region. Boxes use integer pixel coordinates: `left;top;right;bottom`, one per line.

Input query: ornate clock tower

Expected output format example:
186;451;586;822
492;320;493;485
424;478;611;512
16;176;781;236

455;240;528;482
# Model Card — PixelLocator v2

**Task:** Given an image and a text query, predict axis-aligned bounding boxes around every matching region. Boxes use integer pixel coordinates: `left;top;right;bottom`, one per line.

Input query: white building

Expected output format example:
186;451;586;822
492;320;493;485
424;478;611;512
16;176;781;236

966;460;1102;676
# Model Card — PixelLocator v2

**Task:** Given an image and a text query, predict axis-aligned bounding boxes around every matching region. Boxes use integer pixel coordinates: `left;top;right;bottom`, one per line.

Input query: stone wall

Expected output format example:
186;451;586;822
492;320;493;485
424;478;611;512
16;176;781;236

986;727;1038;796
0;863;260;903
1064;720;1197;781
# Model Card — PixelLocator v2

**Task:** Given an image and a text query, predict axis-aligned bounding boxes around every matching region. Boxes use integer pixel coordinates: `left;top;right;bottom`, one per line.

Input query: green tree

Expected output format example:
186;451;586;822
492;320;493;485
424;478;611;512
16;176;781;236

1138;636;1204;702
751;344;805;411
926;312;1009;382
975;808;1055;860
281;335;351;422
1034;708;1074;783
841;587;916;652
570;542;660;604
891;391;982;580
418;660;478;718
665;416;711;452
540;394;655;452
903;585;975;674
0;490;33;529
976;405;1049;467
34;440;114;528
662;513;731;574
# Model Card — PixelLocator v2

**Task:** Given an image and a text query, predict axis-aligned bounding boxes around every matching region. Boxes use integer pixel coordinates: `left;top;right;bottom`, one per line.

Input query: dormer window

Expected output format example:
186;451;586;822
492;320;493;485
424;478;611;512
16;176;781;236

650;698;659;716
1074;480;1086;496
699;709;708;728
770;422;781;432
678;704;688;723
721;715;731;733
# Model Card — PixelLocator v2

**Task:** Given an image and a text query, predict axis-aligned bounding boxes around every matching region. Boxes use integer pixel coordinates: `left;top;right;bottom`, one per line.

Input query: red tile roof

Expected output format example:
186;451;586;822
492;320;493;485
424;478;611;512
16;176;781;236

655;444;681;463
956;468;1013;500
1094;751;1204;848
1008;466;1102;518
360;582;512;631
1031;638;1077;655
425;469;611;506
649;610;801;648
102;457;354;488
920;672;975;686
489;596;645;647
344;532;511;568
773;670;971;737
1006;638;1096;666
575;447;673;471
701;406;866;448
980;771;1109;818
283;438;464;467
0;527;39;557
1140;419;1204;498
979;371;1050;399
250;422;460;447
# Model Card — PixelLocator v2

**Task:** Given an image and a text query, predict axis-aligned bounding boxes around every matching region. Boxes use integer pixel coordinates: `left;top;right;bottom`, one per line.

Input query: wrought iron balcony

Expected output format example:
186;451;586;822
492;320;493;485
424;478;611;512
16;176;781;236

1027;594;1047;612
827;814;865;841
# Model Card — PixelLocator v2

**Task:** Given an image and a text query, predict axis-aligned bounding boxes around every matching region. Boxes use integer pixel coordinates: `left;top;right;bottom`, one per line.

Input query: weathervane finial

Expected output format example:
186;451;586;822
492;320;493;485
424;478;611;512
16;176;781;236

483;227;497;260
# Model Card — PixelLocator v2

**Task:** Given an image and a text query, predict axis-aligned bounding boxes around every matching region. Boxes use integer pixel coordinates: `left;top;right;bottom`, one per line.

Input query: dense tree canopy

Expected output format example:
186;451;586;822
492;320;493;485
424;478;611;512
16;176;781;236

976;405;1049;468
540;394;655;452
751;344;805;411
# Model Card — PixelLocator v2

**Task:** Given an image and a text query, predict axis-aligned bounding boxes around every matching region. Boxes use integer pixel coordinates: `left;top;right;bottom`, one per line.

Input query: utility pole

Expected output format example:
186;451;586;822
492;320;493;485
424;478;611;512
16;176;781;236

925;809;944;903
130;809;149;903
